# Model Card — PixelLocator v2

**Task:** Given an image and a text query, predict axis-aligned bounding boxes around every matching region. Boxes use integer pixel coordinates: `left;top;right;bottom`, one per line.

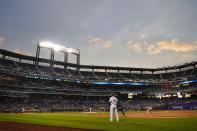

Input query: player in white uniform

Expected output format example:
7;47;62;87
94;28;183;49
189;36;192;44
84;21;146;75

146;106;153;113
109;95;119;122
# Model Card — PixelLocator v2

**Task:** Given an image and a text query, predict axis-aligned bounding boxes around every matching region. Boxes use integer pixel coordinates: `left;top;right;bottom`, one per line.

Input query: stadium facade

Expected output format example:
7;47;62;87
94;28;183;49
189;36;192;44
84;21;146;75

0;46;197;112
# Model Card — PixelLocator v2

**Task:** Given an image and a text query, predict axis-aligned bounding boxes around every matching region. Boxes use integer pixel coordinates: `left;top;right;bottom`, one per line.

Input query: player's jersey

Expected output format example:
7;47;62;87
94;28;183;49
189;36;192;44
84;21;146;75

109;96;118;105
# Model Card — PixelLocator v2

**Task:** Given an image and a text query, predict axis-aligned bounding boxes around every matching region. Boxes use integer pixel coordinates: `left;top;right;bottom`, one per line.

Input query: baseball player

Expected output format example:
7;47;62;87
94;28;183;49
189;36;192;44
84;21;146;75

146;106;153;113
118;101;126;118
109;94;119;122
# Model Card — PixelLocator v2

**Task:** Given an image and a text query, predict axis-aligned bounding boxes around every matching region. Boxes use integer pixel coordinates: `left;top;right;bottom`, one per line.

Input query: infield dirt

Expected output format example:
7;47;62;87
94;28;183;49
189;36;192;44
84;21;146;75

83;110;197;118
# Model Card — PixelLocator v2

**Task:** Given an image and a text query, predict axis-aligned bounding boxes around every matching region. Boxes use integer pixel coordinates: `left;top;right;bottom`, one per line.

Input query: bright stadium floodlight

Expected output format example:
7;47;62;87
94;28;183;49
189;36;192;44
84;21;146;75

39;41;65;51
66;48;73;53
53;44;65;52
65;48;79;54
39;41;79;54
36;40;80;67
39;41;55;49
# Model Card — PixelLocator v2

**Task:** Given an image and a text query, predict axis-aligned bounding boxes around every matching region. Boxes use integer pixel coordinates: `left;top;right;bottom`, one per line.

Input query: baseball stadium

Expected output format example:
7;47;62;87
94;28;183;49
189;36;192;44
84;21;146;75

0;41;196;131
1;1;197;131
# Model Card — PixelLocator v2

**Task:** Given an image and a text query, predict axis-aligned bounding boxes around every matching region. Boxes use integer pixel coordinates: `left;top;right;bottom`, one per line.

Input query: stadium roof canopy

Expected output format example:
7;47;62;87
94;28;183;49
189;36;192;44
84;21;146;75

0;49;196;72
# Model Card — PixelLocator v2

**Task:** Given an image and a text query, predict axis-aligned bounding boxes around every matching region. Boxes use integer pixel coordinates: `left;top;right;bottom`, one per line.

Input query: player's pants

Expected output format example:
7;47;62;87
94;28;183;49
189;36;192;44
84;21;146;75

110;104;119;122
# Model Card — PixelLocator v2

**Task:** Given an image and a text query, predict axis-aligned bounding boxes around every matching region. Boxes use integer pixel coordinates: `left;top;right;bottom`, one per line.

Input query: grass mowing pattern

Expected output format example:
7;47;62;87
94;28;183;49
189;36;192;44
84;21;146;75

0;112;196;131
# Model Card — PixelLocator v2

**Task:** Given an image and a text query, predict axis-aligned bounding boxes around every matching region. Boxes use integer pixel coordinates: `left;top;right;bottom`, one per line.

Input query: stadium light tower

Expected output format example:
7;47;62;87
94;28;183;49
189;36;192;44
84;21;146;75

36;41;40;58
35;41;80;69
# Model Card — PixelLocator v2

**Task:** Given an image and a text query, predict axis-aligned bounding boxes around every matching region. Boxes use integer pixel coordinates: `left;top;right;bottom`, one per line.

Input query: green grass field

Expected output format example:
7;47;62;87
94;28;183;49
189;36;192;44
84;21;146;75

0;111;196;131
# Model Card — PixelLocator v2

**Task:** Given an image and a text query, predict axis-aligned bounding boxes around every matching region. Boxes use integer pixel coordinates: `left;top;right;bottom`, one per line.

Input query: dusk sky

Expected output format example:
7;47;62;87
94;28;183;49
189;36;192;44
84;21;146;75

0;0;197;68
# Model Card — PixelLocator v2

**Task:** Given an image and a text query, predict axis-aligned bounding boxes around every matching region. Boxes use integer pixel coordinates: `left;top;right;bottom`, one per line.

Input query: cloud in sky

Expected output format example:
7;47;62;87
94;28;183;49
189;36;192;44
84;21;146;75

14;49;32;56
127;39;197;55
88;37;112;48
147;39;197;54
127;41;142;52
0;36;5;45
0;1;197;67
140;33;148;39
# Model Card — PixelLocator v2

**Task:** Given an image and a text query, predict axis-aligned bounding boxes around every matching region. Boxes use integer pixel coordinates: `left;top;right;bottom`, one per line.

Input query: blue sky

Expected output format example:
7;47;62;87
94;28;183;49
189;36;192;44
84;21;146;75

0;0;197;67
